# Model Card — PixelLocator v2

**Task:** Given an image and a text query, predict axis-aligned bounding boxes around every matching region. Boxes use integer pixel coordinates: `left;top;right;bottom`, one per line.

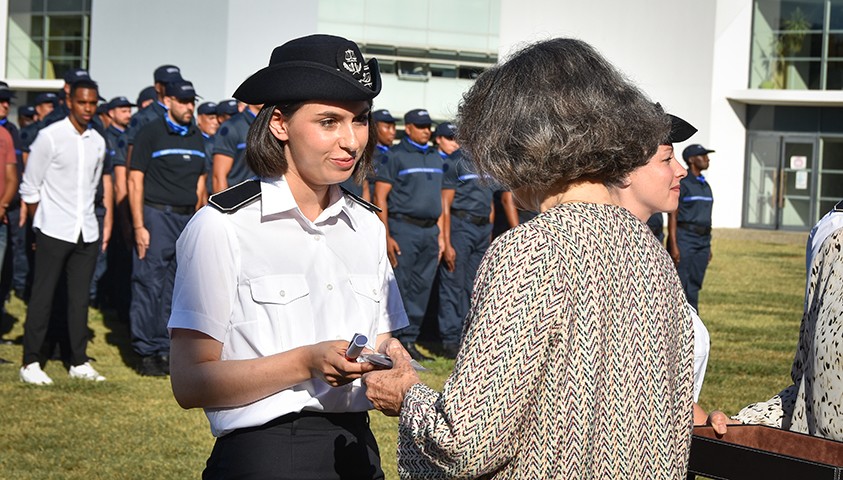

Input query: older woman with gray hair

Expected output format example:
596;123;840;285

364;38;695;478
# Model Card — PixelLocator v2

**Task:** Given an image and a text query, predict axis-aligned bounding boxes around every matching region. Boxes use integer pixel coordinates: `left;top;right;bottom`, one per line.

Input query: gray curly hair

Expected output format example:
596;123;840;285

457;38;669;191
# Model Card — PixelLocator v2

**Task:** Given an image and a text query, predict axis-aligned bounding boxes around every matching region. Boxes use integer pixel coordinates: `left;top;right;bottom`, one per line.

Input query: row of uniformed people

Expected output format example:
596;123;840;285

344;107;519;361
1;65;264;379
3;63;524;379
102;65;268;376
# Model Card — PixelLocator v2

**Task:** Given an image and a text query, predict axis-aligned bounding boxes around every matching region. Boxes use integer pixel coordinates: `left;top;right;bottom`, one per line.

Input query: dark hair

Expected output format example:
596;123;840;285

246;101;376;183
457;38;669;191
69;79;99;99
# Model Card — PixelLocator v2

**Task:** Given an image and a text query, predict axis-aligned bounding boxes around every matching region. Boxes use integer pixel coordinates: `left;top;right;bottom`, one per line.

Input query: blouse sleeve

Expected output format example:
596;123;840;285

397;223;564;478
168;207;240;341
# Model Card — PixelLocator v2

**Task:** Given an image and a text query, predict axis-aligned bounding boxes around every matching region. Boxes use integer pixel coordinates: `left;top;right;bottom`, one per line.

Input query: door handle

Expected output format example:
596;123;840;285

778;169;786;209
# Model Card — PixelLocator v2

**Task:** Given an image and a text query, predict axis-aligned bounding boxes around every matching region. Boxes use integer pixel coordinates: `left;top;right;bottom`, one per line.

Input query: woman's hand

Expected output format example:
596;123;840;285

363;339;421;416
307;340;377;387
706;410;738;436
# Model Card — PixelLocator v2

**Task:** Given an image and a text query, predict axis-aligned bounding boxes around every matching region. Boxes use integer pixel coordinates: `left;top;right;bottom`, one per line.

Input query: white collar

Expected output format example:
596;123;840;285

260;176;357;230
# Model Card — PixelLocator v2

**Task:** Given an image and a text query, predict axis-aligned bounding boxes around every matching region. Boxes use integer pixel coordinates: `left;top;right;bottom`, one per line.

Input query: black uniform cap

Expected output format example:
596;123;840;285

666;114;697;144
233;34;381;105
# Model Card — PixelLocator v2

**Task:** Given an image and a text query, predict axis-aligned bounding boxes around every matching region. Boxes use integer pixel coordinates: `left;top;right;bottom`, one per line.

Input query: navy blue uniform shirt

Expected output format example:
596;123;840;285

202;131;215;193
127;101;167;145
130;115;206;206
442;149;494;217
105;125;128;167
213;109;256;188
19;120;43;153
677;171;713;227
376;137;444;219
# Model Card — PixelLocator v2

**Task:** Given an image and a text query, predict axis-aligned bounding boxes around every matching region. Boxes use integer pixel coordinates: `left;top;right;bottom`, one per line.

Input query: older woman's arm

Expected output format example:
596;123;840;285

366;225;562;477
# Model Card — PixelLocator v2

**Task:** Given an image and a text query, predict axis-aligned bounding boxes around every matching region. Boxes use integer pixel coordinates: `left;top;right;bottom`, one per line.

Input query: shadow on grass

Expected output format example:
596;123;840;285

0;310;20;342
100;305;139;371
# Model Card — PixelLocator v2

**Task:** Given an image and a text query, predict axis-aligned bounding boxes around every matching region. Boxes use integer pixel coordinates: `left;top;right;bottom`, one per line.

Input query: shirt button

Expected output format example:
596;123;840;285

327;284;333;291
279;290;286;297
314;236;321;241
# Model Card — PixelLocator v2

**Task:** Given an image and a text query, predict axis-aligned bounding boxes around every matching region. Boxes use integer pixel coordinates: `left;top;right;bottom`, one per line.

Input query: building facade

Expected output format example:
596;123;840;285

2;0;840;230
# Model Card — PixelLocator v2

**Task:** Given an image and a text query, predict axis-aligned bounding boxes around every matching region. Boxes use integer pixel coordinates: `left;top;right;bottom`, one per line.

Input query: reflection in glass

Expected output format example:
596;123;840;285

745;135;779;227
5;1;89;80
751;0;842;90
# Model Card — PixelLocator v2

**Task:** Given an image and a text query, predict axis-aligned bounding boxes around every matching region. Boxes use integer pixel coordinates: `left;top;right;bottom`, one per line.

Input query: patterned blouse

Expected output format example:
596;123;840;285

398;202;695;478
735;227;843;441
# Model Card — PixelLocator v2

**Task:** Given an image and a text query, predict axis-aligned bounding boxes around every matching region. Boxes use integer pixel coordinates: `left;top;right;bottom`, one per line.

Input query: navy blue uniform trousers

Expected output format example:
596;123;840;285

676;228;711;310
389;218;439;344
438;217;491;346
130;205;191;357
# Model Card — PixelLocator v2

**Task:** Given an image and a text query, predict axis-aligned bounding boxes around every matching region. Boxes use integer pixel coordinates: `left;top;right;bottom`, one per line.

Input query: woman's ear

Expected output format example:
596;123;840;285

269;108;289;141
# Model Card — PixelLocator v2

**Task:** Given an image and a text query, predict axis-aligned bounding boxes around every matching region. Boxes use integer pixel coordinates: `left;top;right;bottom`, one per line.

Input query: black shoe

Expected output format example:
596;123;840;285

156;354;170;375
441;343;459;360
137;355;167;377
403;342;433;362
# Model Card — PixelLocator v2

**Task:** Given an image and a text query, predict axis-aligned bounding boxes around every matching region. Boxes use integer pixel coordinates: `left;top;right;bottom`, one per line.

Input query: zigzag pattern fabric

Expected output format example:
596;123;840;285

398;202;694;478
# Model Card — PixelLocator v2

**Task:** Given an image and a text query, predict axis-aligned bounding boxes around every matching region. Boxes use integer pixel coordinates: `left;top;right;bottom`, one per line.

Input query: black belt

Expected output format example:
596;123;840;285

677;222;711;236
389;213;437;228
451;208;489;226
145;201;195;215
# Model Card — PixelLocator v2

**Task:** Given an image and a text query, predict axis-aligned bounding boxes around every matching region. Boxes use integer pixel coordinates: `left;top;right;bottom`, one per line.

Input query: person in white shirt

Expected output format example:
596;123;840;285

168;35;407;479
19;79;108;385
806;200;843;285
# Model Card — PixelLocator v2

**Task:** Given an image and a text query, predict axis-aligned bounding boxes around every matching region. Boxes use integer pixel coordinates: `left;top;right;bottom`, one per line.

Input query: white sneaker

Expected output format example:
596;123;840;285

68;362;106;382
20;362;54;385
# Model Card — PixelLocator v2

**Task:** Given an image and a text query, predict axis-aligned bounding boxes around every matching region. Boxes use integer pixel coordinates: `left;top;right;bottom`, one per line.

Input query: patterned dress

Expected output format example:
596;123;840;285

398;202;695;479
734;227;843;440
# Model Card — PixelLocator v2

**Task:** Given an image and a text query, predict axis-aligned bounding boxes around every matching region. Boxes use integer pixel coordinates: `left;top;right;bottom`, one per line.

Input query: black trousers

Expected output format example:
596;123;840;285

203;411;384;480
22;230;98;366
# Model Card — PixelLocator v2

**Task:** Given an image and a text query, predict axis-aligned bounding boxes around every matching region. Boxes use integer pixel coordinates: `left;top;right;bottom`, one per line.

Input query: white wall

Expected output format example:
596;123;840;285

498;0;750;227
706;1;754;228
89;0;318;104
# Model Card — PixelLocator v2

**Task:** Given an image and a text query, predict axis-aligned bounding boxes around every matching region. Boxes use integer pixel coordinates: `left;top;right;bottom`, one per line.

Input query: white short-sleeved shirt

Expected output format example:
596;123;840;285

689;305;710;402
168;177;408;437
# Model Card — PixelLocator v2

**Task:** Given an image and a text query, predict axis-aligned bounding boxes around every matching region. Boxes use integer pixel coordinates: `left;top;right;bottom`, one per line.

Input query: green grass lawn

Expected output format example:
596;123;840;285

0;228;808;479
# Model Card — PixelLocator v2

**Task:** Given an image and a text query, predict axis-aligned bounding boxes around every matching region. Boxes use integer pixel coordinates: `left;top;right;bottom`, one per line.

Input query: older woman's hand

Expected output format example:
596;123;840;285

706;410;739;436
363;339;421;416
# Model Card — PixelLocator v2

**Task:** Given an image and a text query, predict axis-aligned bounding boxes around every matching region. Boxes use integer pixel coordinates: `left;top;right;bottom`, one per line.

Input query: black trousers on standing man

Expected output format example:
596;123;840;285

22;230;98;367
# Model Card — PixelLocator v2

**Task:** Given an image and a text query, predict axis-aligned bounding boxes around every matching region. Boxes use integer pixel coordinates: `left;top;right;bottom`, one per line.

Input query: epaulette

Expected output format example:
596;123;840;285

834;199;843;212
340;186;381;214
208;179;262;213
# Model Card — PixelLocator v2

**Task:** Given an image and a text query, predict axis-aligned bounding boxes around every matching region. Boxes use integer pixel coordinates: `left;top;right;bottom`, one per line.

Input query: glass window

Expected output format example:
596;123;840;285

819;172;843;197
821;138;843;169
6;0;89;80
751;0;843;90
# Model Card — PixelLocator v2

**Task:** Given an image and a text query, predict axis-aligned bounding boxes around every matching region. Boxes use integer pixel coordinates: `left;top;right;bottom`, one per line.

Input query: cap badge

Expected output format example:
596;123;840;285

339;47;373;89
342;49;362;75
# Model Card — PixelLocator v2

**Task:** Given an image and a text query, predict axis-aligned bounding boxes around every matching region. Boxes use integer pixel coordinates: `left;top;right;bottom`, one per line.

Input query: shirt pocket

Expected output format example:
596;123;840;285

231;274;313;357
250;274;310;305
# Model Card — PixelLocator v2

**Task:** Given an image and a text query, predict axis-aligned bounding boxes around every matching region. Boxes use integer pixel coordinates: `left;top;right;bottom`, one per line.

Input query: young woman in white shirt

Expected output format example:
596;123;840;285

168;35;407;479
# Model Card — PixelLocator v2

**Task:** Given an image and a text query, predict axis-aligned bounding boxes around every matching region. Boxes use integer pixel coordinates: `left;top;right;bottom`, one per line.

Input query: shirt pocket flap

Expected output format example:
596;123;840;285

249;275;309;305
348;274;381;302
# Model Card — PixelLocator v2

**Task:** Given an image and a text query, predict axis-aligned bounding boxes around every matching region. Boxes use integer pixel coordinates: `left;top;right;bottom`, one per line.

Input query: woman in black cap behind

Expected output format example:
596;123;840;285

168;34;407;479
